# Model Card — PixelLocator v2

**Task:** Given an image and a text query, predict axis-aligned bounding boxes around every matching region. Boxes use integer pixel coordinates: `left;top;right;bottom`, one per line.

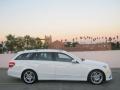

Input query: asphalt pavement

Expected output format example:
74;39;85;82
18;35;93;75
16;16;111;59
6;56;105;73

0;68;120;90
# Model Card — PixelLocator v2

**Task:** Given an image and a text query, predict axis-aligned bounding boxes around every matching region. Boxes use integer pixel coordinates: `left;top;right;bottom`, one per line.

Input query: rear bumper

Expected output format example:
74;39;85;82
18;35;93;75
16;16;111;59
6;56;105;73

8;69;21;78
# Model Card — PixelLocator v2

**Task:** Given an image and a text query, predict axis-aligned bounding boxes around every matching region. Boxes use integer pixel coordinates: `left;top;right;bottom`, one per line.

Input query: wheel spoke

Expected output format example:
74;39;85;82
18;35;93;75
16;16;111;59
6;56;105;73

23;71;36;83
90;71;103;84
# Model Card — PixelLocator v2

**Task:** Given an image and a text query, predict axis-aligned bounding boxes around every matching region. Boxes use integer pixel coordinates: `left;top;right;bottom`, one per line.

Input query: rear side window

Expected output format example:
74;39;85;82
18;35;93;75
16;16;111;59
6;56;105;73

15;52;54;61
15;53;34;60
33;52;53;60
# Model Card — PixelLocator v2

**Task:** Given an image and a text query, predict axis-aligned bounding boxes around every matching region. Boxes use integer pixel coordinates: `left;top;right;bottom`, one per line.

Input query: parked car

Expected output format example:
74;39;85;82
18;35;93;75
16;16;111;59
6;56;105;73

8;49;112;84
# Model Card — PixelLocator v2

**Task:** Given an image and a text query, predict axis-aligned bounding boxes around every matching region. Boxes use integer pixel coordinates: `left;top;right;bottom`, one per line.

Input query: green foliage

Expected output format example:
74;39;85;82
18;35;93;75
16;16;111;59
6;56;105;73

5;34;47;52
0;44;2;53
5;34;16;51
111;42;120;50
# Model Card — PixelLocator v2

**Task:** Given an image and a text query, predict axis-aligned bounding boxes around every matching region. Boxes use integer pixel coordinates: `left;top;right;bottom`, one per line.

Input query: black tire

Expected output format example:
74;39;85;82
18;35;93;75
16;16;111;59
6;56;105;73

88;70;105;85
21;69;37;84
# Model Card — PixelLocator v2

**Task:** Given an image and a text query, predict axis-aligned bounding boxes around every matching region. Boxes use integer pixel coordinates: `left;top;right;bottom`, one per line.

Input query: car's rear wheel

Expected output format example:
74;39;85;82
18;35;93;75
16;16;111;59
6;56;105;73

88;70;104;85
21;70;37;84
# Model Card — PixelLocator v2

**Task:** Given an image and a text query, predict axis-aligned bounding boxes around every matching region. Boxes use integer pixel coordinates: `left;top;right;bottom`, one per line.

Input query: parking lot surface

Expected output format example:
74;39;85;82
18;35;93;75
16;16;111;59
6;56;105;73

0;68;120;90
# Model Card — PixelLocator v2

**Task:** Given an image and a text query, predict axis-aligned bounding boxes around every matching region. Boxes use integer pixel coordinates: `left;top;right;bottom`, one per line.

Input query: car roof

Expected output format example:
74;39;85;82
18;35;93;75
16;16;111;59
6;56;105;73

17;49;67;54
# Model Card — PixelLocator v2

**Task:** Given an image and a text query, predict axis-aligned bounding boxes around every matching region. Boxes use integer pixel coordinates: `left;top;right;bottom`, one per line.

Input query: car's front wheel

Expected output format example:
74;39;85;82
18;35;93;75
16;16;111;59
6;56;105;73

88;70;105;85
21;70;37;84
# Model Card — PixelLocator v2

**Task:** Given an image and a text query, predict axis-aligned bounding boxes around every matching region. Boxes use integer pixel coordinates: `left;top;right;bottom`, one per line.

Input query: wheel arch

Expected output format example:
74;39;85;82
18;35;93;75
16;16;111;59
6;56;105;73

21;69;38;81
87;69;106;81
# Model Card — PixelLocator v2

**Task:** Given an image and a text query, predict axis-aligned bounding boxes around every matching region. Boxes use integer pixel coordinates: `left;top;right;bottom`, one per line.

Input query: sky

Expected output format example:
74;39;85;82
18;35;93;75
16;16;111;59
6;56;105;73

0;0;120;41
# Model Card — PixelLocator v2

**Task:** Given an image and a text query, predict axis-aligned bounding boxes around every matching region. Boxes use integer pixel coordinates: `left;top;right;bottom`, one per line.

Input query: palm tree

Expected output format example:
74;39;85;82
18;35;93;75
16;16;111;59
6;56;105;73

90;37;93;44
0;41;4;53
75;37;77;42
64;39;67;42
72;38;75;43
79;36;83;44
108;37;112;43
24;35;31;49
5;34;16;52
116;35;119;42
30;37;36;49
105;37;107;43
15;37;24;51
113;37;115;43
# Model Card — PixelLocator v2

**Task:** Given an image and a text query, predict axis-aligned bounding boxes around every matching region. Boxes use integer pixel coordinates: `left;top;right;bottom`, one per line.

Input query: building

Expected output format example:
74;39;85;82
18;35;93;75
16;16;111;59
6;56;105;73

48;40;112;51
49;40;64;49
45;35;52;45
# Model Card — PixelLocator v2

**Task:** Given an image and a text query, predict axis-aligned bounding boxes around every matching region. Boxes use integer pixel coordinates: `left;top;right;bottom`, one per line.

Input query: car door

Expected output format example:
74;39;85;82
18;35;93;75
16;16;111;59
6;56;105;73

54;52;83;80
33;52;56;80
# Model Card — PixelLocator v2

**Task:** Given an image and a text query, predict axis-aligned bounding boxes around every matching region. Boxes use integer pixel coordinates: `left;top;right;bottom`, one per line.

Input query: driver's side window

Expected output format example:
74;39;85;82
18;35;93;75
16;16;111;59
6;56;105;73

55;53;73;62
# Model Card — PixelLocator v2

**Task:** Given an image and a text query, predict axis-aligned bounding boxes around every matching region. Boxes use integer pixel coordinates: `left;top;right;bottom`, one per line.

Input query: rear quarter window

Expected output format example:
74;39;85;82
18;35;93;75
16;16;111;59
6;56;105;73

15;53;33;60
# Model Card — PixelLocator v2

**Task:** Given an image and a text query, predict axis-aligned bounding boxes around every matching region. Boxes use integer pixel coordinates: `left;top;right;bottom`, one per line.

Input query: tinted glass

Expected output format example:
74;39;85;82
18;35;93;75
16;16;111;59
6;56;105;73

34;52;53;61
15;52;54;61
55;53;73;62
15;53;34;60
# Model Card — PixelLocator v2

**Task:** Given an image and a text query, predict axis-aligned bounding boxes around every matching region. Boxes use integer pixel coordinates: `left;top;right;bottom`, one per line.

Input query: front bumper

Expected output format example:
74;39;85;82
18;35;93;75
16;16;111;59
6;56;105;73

104;68;112;81
106;74;112;81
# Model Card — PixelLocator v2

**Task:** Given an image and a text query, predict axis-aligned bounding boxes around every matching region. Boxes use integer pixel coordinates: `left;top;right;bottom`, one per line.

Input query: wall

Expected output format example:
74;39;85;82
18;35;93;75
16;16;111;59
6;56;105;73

0;50;120;68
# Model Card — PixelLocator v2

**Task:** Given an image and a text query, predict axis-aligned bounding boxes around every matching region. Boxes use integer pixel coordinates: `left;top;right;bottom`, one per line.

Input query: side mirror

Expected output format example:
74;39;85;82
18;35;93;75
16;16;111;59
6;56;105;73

72;60;79;64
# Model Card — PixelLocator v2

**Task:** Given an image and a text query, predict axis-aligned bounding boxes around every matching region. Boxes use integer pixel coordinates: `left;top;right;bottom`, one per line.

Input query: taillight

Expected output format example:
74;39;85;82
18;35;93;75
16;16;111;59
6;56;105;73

9;61;15;68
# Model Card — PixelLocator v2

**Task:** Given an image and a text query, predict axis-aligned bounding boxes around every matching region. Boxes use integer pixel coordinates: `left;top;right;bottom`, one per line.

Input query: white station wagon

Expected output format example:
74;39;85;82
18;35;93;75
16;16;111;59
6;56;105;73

8;49;112;84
